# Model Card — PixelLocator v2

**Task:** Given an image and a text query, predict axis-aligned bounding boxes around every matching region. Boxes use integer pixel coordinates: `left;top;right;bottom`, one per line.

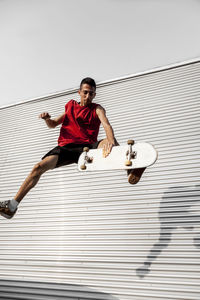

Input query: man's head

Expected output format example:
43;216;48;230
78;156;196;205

79;77;96;106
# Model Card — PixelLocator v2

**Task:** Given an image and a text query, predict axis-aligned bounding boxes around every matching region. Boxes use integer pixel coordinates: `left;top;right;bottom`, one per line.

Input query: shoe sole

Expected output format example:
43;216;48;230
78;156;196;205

0;209;17;219
128;167;146;185
128;174;140;184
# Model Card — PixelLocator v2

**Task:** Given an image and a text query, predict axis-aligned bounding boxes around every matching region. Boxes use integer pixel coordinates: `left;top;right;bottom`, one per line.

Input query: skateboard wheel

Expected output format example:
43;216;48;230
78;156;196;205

125;160;132;166
83;147;89;152
127;140;134;145
80;164;87;170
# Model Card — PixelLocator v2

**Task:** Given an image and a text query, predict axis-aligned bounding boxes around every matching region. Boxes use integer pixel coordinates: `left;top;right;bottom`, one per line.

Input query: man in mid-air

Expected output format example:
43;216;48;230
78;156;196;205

0;77;142;219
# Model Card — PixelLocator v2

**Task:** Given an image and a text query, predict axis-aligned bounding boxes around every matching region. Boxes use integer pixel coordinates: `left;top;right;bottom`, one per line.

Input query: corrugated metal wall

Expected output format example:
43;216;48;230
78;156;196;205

0;60;200;300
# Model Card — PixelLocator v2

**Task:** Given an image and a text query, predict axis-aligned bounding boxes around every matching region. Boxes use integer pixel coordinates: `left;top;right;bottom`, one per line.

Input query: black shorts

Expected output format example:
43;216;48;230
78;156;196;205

42;141;101;168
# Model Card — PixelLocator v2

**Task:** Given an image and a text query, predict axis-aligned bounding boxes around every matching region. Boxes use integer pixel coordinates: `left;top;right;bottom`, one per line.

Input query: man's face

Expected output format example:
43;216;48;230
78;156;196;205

78;84;96;106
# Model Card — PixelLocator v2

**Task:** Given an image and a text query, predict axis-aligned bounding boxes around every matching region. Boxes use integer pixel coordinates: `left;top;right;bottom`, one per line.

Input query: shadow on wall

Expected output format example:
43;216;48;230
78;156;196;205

0;279;120;300
136;185;200;278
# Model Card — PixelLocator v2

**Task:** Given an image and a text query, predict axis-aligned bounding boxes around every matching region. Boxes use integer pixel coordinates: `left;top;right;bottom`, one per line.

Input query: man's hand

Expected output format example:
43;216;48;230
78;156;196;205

103;141;115;158
39;112;51;120
39;112;65;128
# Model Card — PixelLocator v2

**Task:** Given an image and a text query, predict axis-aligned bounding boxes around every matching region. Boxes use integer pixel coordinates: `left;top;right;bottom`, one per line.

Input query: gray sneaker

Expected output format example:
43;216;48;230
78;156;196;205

0;200;17;219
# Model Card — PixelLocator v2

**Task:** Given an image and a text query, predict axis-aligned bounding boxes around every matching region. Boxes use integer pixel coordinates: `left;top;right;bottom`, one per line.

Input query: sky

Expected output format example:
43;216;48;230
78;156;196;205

0;0;200;107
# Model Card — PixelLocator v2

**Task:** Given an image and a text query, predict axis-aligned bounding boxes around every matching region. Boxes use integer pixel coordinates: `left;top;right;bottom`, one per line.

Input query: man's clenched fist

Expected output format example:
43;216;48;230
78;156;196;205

39;112;51;120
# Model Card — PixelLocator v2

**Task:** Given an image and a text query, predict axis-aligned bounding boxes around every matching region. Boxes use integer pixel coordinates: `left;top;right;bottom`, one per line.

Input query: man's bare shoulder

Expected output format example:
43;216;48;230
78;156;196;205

96;104;106;114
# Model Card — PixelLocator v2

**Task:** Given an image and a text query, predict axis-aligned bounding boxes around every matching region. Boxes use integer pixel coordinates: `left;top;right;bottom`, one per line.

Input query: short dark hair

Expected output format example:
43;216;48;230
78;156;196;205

80;77;96;90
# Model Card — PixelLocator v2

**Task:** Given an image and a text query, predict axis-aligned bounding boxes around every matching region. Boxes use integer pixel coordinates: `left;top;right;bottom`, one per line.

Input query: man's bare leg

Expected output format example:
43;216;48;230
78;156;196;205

15;155;59;203
0;155;58;218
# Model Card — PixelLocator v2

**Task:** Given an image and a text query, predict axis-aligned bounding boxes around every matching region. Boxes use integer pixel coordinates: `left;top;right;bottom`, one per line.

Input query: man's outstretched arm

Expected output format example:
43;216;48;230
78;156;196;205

96;105;116;156
39;112;65;128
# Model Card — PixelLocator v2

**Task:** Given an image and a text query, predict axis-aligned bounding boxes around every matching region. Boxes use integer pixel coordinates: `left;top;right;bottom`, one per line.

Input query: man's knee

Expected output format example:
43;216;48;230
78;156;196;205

32;162;45;177
35;155;58;174
32;158;54;177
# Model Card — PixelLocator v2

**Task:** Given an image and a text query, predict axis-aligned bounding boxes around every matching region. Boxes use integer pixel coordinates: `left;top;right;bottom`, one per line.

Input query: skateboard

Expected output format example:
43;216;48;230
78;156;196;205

78;140;158;173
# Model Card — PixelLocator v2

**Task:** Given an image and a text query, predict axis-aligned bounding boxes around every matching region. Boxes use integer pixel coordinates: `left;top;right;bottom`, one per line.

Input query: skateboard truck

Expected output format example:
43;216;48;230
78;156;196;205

80;147;93;170
125;140;136;166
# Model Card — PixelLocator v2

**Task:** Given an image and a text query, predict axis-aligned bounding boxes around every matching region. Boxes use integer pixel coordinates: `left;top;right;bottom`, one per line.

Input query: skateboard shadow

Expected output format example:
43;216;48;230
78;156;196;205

136;184;200;278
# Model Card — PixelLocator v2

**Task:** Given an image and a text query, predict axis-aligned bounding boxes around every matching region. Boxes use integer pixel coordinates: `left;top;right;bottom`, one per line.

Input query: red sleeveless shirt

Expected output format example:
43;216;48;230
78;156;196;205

58;100;101;146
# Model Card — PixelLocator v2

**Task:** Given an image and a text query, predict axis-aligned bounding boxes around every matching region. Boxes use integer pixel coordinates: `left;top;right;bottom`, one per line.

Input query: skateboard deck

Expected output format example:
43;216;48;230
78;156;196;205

78;140;158;172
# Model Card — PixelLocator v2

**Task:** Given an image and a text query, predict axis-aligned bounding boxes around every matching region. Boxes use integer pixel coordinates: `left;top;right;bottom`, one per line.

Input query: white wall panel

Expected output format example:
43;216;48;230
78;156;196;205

0;60;200;299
